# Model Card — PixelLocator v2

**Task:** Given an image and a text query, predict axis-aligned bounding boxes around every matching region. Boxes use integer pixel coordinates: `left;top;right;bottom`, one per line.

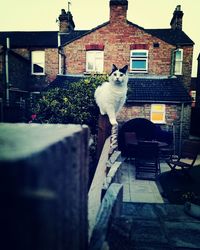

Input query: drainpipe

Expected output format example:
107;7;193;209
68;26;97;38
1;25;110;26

57;33;62;75
179;102;184;155
57;33;66;75
170;48;175;77
5;37;10;106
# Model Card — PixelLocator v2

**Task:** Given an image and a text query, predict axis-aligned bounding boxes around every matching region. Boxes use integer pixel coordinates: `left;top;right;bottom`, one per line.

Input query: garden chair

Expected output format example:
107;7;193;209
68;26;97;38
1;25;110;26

135;141;160;180
166;140;200;174
123;132;138;161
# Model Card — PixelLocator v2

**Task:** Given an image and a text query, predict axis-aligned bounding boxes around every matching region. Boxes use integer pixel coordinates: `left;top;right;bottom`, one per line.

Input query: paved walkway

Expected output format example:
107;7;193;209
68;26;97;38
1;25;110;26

107;156;200;250
118;154;200;204
118;159;170;203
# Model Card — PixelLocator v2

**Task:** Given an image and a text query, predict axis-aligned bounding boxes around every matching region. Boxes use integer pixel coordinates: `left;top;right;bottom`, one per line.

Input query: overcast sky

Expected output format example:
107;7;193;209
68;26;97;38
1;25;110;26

0;0;199;76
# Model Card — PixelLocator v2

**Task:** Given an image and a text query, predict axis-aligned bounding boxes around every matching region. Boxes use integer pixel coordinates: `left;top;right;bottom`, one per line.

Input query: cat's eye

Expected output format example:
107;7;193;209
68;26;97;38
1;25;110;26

114;73;117;76
120;74;123;77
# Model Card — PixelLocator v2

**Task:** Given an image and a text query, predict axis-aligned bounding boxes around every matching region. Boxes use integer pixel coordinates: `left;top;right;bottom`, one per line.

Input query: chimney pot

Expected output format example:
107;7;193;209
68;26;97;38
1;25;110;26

109;0;128;24
58;9;75;33
170;5;183;30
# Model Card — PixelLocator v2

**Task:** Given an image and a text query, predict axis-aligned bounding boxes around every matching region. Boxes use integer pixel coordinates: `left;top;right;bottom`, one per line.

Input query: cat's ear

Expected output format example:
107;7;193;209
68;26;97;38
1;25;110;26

109;64;118;76
120;65;128;74
112;64;118;71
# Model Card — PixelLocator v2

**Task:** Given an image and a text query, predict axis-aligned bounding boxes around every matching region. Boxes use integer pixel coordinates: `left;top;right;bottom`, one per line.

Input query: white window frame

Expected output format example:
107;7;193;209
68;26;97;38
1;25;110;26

130;49;148;73
86;50;104;73
174;48;183;75
151;104;166;124
31;50;45;75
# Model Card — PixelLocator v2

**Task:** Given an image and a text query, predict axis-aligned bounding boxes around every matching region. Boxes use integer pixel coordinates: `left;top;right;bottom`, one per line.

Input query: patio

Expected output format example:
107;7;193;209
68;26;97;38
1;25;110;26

106;156;200;250
118;159;169;203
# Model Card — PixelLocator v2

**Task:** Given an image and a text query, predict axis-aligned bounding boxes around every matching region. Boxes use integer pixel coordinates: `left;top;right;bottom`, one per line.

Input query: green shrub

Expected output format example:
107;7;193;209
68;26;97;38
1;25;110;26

32;75;107;134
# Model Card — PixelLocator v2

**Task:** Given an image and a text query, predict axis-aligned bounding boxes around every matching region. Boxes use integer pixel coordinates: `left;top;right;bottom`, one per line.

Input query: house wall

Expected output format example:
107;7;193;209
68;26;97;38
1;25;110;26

177;46;193;90
117;103;191;149
64;23;193;90
12;48;59;86
64;22;175;75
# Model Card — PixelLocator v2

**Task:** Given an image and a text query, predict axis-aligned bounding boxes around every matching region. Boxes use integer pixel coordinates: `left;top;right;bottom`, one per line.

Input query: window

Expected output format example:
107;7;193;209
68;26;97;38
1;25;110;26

130;50;148;73
151;104;166;124
86;50;104;73
31;50;45;75
174;48;183;75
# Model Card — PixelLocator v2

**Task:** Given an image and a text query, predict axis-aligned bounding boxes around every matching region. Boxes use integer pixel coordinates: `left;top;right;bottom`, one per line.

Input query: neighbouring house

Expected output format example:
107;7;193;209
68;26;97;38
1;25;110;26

57;0;193;150
0;7;86;121
0;0;194;151
190;53;200;136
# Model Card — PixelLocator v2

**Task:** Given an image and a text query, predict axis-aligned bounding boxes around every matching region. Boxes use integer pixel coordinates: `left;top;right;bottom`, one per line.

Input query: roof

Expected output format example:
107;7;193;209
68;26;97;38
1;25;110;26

127;77;192;103
0;21;194;49
0;31;88;48
47;75;84;89
145;28;194;46
47;75;191;104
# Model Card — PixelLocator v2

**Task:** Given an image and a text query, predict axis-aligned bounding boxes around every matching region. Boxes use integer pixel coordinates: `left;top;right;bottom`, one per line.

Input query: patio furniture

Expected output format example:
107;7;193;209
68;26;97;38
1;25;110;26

135;141;160;180
124;131;138;161
166;139;200;175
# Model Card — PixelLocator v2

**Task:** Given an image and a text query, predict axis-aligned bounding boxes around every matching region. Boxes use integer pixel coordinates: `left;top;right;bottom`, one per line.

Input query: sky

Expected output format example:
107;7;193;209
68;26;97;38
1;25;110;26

0;0;199;76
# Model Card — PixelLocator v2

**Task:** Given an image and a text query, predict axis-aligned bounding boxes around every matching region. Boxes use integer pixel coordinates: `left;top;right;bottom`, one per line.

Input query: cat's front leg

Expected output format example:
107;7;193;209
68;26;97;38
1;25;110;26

107;109;118;125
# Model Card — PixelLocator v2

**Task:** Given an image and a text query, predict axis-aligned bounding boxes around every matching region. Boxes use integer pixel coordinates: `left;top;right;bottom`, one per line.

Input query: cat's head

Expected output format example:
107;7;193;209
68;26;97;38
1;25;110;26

109;64;128;86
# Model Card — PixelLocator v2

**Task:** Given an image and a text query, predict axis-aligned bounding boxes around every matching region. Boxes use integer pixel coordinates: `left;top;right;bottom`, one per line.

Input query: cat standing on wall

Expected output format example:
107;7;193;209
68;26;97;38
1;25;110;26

94;64;129;125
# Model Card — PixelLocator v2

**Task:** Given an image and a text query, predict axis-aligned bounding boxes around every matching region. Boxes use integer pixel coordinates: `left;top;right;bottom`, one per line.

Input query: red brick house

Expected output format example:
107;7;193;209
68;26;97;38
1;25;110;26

0;0;194;149
57;0;194;149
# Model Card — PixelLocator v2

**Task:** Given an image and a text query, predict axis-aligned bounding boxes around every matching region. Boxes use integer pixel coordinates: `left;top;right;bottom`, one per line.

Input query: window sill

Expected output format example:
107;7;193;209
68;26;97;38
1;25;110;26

84;72;105;75
31;73;45;76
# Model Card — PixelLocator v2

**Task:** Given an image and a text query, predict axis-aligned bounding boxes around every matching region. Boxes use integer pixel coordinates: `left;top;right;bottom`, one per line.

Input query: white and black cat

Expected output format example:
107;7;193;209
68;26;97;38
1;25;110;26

94;64;128;125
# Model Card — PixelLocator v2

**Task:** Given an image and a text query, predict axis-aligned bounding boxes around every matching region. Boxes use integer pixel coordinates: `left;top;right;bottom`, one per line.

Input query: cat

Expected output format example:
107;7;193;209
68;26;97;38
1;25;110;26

94;64;128;125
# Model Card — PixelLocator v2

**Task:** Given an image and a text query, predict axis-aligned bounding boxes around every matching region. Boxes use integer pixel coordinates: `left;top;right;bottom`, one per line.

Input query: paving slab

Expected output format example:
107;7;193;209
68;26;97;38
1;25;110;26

108;202;200;250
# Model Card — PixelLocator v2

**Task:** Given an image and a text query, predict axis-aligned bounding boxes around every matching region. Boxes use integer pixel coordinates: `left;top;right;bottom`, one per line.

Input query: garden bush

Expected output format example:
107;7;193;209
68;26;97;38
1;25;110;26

31;75;108;186
32;75;107;134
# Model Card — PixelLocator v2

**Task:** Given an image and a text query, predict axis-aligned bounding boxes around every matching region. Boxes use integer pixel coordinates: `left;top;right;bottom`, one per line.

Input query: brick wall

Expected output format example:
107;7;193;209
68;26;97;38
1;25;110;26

45;48;59;83
64;22;176;75
63;22;193;81
176;46;193;90
12;48;58;86
117;103;191;151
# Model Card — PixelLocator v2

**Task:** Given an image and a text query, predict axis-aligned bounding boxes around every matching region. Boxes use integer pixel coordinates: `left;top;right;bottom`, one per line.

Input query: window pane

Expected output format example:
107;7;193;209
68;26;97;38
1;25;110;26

132;60;146;69
152;104;164;111
86;51;103;72
151;104;165;123
132;51;147;57
95;58;103;72
32;51;45;74
33;63;44;73
175;50;182;60
152;113;164;121
174;62;182;74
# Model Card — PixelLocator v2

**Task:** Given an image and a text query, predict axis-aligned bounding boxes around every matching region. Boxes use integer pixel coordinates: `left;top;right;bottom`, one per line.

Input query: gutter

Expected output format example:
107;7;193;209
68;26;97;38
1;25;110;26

126;99;192;104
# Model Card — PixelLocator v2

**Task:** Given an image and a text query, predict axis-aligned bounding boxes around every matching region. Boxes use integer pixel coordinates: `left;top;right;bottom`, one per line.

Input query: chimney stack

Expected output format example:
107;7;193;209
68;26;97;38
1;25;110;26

109;0;128;24
58;9;75;33
170;5;184;30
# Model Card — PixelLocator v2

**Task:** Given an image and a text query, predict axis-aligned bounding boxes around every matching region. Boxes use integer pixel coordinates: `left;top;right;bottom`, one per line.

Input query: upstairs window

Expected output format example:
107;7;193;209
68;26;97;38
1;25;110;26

174;48;183;75
130;50;148;73
86;50;104;73
85;44;104;74
151;104;166;124
31;50;45;75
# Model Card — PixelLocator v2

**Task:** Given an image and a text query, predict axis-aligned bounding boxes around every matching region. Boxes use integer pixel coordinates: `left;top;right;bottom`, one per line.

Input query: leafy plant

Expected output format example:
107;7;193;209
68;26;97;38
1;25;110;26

31;75;107;134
